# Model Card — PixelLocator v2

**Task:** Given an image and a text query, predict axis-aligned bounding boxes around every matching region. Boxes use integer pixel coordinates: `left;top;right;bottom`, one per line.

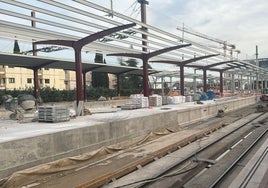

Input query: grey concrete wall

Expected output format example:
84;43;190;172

177;96;257;127
0;96;257;179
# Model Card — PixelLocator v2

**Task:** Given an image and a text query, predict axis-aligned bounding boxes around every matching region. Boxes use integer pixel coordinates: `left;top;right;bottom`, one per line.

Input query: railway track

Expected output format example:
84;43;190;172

183;114;268;188
226;136;268;188
102;111;268;188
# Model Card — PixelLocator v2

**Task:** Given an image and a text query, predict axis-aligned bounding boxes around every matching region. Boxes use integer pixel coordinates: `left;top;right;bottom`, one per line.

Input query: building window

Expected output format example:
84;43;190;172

39;79;43;84
9;78;15;83
45;79;50;84
44;68;49;70
27;78;32;84
8;66;14;68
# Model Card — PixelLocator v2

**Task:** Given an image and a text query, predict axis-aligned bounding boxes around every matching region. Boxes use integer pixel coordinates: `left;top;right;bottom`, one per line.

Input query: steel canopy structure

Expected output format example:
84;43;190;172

0;0;268;103
185;60;238;96
150;54;220;95
33;23;136;103
0;51;160;100
0;1;243;62
0;52;158;75
0;1;265;67
107;44;192;95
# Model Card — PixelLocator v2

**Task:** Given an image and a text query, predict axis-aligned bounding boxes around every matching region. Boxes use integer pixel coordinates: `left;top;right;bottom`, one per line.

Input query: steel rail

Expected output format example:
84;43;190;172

104;112;267;188
181;112;268;188
239;146;268;188
209;126;268;188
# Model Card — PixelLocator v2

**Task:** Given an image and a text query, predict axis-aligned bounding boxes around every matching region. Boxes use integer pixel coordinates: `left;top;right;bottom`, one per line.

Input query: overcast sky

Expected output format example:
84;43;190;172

93;0;268;59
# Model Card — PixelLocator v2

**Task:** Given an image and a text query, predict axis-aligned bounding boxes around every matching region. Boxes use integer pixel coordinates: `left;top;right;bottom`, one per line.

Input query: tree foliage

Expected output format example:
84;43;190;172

118;58;142;95
91;53;109;88
13;40;21;54
0;87;117;103
86;87;116;100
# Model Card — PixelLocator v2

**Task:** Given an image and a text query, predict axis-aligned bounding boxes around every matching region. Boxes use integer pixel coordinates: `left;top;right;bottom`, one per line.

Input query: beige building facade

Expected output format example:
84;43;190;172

0;65;115;90
0;65;77;90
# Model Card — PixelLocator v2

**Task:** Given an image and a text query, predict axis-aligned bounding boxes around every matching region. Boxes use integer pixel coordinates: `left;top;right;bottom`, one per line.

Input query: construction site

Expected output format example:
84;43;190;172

0;1;267;188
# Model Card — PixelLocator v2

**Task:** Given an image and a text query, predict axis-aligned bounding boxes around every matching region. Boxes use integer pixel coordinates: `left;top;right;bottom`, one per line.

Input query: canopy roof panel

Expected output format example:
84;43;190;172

0;52;158;75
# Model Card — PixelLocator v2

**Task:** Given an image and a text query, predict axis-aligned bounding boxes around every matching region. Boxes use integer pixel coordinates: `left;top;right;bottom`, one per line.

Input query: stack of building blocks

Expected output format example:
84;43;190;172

130;94;149;108
167;96;186;104
38;106;70;122
185;95;194;102
149;95;162;106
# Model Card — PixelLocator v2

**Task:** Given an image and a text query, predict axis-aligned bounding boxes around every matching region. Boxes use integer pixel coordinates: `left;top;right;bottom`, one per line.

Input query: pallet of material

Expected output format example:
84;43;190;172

185;95;193;102
38;106;70;122
130;94;149;108
162;96;168;105
167;96;186;104
149;95;162;106
121;104;141;110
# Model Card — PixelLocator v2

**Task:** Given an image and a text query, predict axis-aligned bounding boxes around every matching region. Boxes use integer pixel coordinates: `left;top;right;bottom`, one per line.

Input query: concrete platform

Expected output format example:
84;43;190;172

0;96;258;179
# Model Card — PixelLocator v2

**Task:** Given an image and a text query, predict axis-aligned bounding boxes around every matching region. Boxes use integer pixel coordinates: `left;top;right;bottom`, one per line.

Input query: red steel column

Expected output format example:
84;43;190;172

74;48;84;102
139;0;149;96
203;69;207;92
34;23;135;113
83;72;87;101
117;74;121;96
219;71;223;97
33;69;39;98
180;65;185;96
31;11;40;99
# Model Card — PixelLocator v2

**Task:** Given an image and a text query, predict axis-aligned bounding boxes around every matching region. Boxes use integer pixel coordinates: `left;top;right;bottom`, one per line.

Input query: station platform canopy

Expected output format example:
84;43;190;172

0;0;267;96
0;52;158;76
0;1;266;75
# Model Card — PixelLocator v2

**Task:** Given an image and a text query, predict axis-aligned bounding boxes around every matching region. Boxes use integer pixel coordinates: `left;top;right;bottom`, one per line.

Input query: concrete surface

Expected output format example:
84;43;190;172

0;96;258;179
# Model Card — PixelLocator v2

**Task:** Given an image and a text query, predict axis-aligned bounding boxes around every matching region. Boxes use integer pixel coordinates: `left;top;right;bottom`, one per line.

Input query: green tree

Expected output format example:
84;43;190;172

91;53;109;88
119;58;142;95
13;40;20;54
